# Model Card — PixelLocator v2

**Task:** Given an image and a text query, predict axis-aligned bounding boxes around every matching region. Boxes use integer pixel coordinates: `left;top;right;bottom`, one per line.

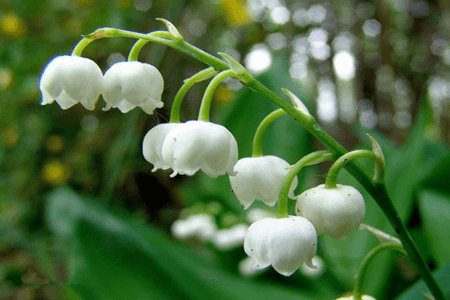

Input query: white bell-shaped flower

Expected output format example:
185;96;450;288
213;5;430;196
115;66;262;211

295;184;365;239
212;224;248;250
39;55;103;110
103;61;164;114
170;214;217;241
142;123;180;172
161;120;238;178
229;155;298;209
244;216;317;276
336;295;376;300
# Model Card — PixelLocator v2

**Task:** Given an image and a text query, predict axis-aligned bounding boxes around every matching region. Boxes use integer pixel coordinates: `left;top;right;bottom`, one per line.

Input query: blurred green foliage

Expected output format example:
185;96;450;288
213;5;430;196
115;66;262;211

1;0;450;299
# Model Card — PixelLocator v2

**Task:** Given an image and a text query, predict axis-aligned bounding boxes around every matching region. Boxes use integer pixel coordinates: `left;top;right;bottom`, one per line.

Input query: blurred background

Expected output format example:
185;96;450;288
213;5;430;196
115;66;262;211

1;0;450;299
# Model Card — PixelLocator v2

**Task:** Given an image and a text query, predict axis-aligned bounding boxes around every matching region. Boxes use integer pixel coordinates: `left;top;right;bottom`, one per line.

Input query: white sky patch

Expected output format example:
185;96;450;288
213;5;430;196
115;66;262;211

333;51;356;80
308;5;327;24
308;28;330;60
317;79;337;122
270;6;291;25
362;19;382;37
266;32;287;50
244;44;273;74
292;8;310;27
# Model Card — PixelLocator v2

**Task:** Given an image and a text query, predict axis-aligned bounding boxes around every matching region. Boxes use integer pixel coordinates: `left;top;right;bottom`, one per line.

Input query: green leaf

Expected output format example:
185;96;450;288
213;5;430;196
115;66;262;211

421;153;450;193
396;262;450;300
418;190;450;267
46;188;330;300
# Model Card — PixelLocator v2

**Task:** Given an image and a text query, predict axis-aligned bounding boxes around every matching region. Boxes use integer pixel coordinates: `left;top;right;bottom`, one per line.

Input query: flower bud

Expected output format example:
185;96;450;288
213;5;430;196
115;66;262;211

229;155;297;209
39;55;103;110
244;216;317;276
103;61;164;114
161;120;238;178
295;184;365;239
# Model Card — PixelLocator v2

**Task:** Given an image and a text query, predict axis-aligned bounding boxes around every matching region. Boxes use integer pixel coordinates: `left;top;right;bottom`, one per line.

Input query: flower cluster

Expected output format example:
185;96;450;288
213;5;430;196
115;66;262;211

39;50;366;279
39;55;164;114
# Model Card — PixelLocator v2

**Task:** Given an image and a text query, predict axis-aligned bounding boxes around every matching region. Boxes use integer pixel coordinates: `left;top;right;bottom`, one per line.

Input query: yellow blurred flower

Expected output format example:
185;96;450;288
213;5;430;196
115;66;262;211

0;68;13;90
220;0;251;27
0;13;27;38
2;127;19;148
45;135;64;154
41;159;71;186
214;85;235;104
0;200;19;224
118;0;133;9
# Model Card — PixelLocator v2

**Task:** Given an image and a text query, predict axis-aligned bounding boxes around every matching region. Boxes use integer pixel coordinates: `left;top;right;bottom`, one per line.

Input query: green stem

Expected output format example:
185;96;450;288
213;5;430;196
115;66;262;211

169;67;218;123
365;183;445;300
88;27;229;70
198;69;237;121
128;31;172;61
353;243;406;300
276;150;333;218
252;109;286;157
71;37;93;56
325;150;385;189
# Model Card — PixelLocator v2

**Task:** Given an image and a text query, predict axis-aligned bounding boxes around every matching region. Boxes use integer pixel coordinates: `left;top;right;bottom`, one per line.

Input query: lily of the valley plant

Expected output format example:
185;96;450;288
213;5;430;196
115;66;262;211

39;19;446;300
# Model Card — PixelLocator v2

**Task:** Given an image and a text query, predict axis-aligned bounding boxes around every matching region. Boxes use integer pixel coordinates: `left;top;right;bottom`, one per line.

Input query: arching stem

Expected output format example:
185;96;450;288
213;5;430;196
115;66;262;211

252;109;286;157
198;69;237;121
325;150;385;189
276;150;333;218
169;67;218;123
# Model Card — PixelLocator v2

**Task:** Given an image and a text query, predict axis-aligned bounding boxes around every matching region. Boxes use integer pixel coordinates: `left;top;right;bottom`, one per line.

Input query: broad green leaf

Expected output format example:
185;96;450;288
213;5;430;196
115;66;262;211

418;190;450;267
396;262;450;300
46;188;331;300
421;153;450;193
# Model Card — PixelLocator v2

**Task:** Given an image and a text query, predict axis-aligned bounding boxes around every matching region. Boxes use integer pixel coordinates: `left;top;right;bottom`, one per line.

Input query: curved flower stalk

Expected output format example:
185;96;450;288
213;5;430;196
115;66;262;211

39;55;103;110
244;216;317;276
102;61;164;114
142;123;181;171
230;155;298;209
161;120;238;177
295;184;365;239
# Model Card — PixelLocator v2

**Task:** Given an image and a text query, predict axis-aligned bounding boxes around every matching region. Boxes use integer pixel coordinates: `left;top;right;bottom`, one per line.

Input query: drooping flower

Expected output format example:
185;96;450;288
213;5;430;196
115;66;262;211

103;61;164;114
170;214;217;241
243;216;317;276
39;55;103;110
295;184;365;239
212;224;248;250
142;123;180;172
336;295;376;300
229;155;297;209
161;120;238;178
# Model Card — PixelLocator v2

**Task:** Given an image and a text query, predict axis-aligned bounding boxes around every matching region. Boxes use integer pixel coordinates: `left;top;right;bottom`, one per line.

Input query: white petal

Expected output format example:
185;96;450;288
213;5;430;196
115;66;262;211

244;216;317;276
103;61;164;114
212;224;248;250
161;121;238;177
142;123;180;172
230;156;298;209
296;184;365;239
39;55;103;110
